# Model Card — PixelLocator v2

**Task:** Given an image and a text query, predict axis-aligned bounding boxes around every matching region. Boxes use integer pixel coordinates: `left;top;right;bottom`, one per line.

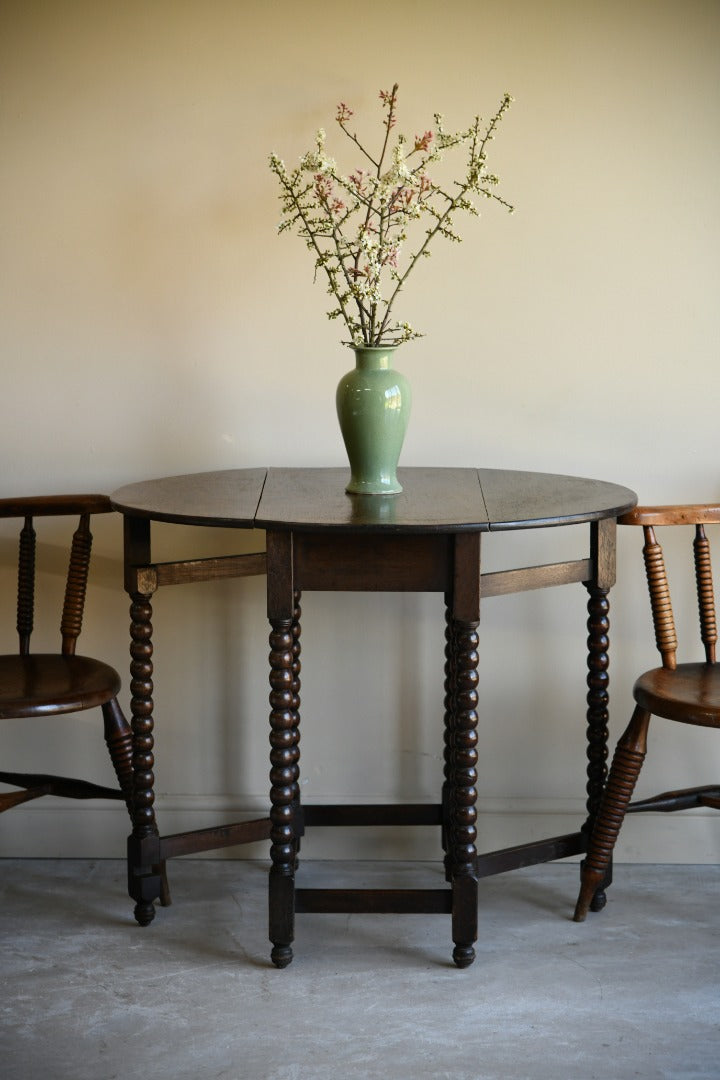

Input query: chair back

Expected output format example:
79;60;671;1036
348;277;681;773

618;504;720;670
0;495;113;657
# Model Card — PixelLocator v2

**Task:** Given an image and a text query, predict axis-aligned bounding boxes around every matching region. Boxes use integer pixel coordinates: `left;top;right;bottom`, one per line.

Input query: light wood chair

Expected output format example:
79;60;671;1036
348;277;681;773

0;496;138;838
574;503;720;921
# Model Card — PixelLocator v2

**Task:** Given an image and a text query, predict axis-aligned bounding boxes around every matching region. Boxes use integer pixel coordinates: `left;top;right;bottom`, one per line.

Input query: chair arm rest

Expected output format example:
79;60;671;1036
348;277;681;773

0;494;113;518
619;504;720;527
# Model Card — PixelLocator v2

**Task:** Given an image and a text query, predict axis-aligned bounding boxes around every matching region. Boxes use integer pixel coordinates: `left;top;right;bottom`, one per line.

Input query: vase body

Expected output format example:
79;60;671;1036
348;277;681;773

336;346;411;495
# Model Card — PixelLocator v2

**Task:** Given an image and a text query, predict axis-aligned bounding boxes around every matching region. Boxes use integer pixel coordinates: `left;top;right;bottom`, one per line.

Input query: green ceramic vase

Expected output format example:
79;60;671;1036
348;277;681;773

336;345;411;495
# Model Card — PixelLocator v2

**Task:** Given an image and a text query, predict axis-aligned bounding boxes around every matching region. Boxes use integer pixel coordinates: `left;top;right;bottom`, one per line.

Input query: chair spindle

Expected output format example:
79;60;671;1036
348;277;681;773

694;524;717;664
643;525;677;670
17;516;36;656
61;513;93;656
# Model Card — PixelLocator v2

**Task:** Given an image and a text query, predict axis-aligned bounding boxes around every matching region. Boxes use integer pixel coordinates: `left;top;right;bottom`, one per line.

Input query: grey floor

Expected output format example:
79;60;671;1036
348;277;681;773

2;859;718;1080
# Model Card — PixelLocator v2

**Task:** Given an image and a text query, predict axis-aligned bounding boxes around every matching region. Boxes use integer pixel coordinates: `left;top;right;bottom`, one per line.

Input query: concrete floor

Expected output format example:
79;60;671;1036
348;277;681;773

1;859;718;1080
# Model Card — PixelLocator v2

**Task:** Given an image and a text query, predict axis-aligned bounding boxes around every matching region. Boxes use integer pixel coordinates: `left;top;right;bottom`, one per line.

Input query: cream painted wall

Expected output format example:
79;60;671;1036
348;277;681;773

1;0;719;863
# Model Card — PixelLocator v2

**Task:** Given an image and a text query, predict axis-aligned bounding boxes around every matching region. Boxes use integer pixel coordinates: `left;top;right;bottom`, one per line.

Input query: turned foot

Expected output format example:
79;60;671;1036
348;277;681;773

453;944;475;968
590;888;607;913
271;944;293;968
134;900;156;927
573;877;601;922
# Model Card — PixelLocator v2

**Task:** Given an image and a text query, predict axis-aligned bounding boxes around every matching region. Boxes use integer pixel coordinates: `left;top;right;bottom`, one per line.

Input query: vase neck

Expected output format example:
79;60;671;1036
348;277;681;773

352;345;398;371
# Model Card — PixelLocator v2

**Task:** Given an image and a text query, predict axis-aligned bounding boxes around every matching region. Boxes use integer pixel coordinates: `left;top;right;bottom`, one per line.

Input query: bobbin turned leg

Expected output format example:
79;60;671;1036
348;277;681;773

441;595;456;883
448;617;479;969
445;533;481;968
575;706;650;922
127;591;166;926
290;593;303;869
105;695;171;899
582;584;612;913
268;615;300;968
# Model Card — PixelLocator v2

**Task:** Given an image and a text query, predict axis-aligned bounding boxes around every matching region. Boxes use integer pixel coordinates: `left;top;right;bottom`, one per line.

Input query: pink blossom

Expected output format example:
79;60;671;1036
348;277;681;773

349;169;368;194
314;173;333;200
414;130;434;152
388;186;416;214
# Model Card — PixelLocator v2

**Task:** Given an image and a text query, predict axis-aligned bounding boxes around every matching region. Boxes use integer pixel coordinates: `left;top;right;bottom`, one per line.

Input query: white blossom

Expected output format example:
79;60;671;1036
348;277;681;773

269;85;514;347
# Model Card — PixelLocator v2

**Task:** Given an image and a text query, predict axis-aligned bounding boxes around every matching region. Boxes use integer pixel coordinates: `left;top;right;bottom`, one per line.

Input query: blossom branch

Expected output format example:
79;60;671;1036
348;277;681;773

270;86;514;347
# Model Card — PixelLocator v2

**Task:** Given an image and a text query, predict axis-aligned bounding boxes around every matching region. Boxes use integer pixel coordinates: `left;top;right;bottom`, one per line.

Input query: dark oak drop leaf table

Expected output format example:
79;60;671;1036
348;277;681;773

111;467;636;968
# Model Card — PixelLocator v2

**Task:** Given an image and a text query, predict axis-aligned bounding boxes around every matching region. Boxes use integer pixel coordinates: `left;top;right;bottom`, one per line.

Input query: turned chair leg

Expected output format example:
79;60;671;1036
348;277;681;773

103;698;172;908
574;705;651;922
102;698;134;813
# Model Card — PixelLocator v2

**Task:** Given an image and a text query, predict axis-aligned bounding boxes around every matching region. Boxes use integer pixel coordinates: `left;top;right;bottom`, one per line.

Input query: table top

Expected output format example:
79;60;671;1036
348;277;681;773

111;468;636;534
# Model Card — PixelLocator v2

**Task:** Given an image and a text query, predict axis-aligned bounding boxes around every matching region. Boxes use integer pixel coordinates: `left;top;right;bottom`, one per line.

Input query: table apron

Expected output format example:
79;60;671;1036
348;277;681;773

292;531;455;593
269;532;603;607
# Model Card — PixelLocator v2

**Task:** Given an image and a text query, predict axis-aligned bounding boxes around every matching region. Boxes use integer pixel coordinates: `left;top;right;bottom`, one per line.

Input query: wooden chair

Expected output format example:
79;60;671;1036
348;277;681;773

574;503;720;921
0;495;137;829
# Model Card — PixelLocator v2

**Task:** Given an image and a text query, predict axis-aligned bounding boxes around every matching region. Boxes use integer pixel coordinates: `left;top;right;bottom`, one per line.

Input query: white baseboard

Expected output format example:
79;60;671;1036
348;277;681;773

1;794;718;863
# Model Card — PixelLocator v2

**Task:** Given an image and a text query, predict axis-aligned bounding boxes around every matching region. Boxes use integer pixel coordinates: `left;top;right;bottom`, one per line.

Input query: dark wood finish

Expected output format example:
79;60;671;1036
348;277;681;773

113;469;635;533
256;467;489;532
628;784;720;812
447;531;481;967
0;655;120;717
255;470;633;968
0;494;113;517
481;559;593;597
117;508;268;927
0;496;140;857
151;553;267;589
263;521;488;968
476;832;587;875
295;888;453;914
293;532;453;592
110;468;636;963
574;504;720;921
442;598;455;883
267;611;299;968
126;586;161;925
158;817;272;858
480;470;635;531
0;770;126;811
447;615;480;967
111;469;266;527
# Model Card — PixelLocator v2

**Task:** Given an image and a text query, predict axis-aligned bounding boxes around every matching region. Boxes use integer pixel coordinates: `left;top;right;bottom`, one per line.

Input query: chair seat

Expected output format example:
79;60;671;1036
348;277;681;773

633;662;720;727
0;654;121;718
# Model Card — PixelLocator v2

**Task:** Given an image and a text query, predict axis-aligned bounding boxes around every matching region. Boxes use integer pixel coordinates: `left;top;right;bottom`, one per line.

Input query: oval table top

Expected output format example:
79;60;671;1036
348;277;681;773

111;467;637;534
